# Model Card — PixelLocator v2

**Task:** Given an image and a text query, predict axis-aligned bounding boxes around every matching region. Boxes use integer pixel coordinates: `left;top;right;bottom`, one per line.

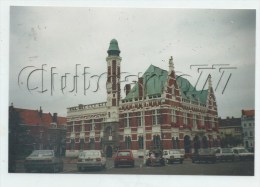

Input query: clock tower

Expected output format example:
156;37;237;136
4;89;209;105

106;39;121;122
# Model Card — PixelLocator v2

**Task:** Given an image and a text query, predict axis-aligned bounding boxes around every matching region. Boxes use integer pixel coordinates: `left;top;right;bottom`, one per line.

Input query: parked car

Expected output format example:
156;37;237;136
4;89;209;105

24;150;63;173
215;148;235;162
146;148;165;166
114;149;135;168
163;149;184;164
232;147;254;161
191;148;216;164
77;150;106;171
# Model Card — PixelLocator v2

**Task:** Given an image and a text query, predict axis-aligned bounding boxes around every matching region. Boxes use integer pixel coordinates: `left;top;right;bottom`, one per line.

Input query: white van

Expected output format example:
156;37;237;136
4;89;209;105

232;147;254;161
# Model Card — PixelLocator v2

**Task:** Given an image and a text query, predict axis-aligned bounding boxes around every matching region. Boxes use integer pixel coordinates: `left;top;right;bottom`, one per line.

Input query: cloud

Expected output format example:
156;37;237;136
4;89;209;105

9;7;255;118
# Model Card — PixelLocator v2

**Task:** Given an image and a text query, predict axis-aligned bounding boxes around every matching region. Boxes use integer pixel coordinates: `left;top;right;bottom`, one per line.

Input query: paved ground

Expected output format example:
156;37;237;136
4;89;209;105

15;158;254;176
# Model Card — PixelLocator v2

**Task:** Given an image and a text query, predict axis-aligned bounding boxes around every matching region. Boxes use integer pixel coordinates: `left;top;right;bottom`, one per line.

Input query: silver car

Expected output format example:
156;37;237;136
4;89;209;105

24;150;63;173
77;150;106;171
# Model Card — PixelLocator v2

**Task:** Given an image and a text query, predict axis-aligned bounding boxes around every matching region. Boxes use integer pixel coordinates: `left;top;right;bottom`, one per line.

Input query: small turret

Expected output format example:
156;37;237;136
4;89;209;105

107;39;120;56
208;74;212;88
168;56;174;73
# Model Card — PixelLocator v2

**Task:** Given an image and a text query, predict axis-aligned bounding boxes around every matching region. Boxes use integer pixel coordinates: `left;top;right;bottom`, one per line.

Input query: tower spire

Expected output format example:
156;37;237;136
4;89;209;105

168;56;174;73
208;74;212;88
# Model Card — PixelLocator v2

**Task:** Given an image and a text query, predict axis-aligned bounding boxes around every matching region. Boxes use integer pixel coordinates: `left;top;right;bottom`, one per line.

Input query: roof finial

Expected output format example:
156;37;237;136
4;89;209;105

169;56;174;73
208;74;212;88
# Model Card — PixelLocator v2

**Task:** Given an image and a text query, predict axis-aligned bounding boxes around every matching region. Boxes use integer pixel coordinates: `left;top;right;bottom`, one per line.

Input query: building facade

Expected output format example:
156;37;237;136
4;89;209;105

9;104;67;159
218;117;242;147
241;110;255;149
66;39;220;158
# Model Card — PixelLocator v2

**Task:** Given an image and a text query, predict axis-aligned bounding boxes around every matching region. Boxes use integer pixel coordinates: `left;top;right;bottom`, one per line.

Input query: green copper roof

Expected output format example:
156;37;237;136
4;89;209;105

124;65;208;104
107;39;120;55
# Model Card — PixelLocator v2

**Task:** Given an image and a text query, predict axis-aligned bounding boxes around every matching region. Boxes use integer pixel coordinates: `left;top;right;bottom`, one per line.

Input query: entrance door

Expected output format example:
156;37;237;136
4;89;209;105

106;145;113;158
193;136;200;153
184;135;191;154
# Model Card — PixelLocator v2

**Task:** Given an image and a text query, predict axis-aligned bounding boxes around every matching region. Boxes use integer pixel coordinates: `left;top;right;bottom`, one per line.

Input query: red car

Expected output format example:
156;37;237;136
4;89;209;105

114;149;135;168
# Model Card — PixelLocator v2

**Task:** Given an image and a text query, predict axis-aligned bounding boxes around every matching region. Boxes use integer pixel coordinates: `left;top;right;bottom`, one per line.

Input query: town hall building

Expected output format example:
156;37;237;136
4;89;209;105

66;39;220;158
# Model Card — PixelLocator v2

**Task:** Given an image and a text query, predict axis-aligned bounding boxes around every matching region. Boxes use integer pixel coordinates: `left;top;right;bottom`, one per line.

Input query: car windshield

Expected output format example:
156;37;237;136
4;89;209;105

30;150;53;157
169;150;180;154
238;149;248;153
79;151;100;158
198;149;212;154
222;148;233;153
118;151;130;156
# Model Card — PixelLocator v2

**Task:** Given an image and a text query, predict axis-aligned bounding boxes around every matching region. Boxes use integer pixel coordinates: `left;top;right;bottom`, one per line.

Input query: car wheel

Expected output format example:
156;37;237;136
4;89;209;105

114;164;118;168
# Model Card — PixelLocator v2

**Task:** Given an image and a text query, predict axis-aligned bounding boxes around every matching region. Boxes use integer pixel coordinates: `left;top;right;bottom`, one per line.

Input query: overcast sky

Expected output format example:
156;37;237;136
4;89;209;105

9;7;255;118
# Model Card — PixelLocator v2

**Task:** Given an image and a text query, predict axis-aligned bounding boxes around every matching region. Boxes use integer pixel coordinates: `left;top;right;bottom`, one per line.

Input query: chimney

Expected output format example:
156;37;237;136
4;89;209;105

53;113;58;123
39;106;43;117
125;84;131;96
138;77;143;98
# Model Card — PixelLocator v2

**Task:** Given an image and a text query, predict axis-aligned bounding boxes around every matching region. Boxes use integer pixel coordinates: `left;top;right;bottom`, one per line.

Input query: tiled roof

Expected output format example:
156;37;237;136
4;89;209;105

242;110;255;117
13;107;66;127
124;64;208;104
57;116;67;126
218;117;241;128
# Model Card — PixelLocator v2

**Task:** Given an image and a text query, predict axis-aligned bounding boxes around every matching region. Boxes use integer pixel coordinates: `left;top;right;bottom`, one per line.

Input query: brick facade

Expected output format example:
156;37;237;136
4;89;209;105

65;39;220;158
